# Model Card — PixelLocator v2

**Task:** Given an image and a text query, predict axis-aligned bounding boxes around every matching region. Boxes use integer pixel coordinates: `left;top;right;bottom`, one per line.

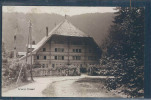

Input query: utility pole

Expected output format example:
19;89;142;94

14;33;17;60
26;33;29;63
25;30;30;82
29;20;34;81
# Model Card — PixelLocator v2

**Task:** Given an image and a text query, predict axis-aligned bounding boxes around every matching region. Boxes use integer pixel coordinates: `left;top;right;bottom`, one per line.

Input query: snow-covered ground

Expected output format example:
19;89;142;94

2;75;117;97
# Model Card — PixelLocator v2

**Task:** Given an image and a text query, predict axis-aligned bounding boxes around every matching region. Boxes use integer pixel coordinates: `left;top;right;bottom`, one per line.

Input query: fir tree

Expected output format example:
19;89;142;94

102;7;144;97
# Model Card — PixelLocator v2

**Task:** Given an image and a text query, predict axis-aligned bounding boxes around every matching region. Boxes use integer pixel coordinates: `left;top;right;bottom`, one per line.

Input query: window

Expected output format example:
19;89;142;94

79;49;81;53
73;49;82;53
58;56;62;60
62;56;64;60
76;49;78;52
58;56;64;60
44;56;47;60
55;56;57;60
52;64;55;68
37;55;39;59
77;56;81;60
55;48;57;52
43;48;46;51
73;56;81;60
54;56;64;60
58;48;64;52
55;48;64;52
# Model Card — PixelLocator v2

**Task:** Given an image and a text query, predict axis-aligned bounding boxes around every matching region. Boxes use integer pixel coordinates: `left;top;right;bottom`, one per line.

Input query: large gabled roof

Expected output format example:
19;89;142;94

32;19;90;53
19;19;91;60
53;19;89;37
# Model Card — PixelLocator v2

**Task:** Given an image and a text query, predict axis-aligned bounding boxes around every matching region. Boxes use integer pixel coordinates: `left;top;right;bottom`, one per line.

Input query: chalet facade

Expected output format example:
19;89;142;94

19;19;101;76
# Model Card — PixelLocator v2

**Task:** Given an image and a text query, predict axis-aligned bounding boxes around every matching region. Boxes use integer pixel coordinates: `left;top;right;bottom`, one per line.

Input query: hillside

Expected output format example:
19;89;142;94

2;12;115;52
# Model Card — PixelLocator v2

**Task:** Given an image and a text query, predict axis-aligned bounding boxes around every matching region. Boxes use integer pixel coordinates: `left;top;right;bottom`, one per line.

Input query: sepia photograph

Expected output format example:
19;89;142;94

2;6;144;98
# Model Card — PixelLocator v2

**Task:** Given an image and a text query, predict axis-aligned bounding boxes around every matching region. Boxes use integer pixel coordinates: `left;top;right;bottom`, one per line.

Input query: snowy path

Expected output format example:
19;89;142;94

2;75;115;97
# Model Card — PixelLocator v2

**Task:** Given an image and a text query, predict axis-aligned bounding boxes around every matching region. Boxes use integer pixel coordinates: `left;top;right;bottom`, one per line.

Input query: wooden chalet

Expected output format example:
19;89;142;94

19;19;101;76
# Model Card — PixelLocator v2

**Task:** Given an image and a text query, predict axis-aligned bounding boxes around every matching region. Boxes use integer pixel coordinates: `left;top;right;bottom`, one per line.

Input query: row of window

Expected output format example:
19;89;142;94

55;48;64;52
36;55;96;60
73;49;81;53
54;56;81;60
42;48;83;53
37;55;47;60
54;56;64;60
72;56;81;60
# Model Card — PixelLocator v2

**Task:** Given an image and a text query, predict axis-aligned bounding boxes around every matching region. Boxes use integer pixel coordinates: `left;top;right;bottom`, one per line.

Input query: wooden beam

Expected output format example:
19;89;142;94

29;20;34;81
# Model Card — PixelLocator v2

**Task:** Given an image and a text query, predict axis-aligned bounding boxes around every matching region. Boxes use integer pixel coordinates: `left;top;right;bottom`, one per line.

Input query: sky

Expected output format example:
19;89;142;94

3;6;117;16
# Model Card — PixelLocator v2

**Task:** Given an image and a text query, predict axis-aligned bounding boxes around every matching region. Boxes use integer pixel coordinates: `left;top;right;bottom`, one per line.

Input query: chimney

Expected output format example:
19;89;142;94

46;27;48;37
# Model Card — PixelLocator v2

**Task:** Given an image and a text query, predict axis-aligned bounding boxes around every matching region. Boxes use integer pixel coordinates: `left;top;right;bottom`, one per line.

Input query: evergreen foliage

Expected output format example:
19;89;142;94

101;7;144;97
